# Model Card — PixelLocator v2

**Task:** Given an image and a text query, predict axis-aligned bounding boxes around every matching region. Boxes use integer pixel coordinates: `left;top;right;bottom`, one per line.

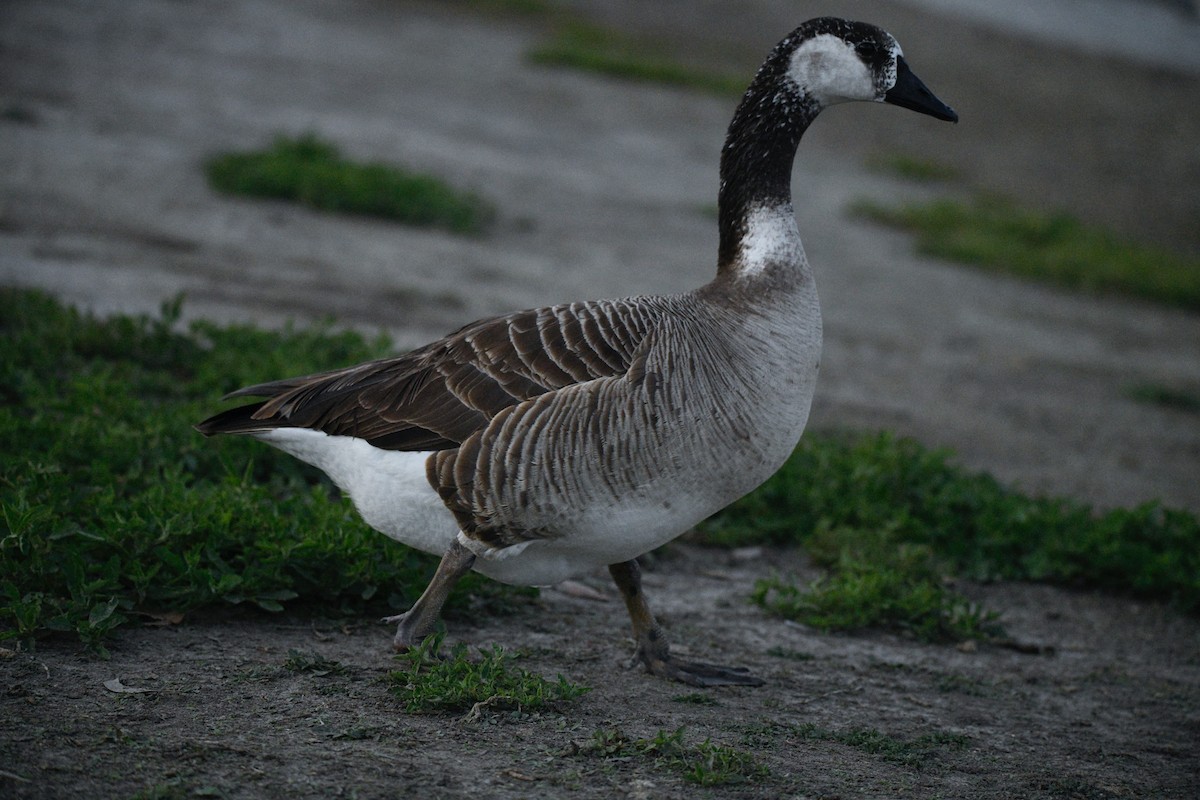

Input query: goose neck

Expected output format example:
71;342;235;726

716;54;820;275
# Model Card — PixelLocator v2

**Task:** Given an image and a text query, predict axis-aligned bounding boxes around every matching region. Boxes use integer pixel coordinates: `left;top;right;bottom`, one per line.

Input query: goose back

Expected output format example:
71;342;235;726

196;297;668;450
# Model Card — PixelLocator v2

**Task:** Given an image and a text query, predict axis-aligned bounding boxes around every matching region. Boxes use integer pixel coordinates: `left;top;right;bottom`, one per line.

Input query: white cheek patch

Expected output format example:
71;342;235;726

788;34;877;105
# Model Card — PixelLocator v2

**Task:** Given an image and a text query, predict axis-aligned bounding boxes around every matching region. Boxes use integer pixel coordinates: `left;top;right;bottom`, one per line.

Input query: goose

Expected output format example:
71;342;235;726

196;17;957;687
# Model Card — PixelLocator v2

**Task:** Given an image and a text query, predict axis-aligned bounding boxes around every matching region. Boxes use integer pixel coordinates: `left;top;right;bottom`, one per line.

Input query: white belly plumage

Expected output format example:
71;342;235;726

254;428;721;586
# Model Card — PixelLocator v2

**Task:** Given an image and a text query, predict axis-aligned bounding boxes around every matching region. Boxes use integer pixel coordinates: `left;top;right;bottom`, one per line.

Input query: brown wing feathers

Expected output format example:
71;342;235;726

195;299;662;452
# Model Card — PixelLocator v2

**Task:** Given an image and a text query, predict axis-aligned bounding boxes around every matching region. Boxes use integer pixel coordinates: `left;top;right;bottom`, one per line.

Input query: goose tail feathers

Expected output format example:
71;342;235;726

194;401;275;437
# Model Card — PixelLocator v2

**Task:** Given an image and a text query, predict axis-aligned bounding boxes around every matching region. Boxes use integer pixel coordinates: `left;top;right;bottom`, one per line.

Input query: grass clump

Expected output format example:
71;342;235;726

528;23;744;95
204;134;493;234
0;289;520;650
855;195;1200;310
752;571;993;643
752;523;1000;642
700;431;1200;626
582;727;767;786
386;634;589;714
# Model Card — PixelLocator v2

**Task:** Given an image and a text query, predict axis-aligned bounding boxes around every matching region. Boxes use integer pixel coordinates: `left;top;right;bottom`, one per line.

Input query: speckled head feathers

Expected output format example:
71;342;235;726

716;18;957;270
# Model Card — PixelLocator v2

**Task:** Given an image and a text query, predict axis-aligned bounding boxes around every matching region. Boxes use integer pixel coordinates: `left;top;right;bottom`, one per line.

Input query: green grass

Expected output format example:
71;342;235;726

454;0;748;96
3;290;1196;654
456;0;750;96
528;22;744;95
204;134;494;234
0;288;524;651
581;727;768;786
754;521;1001;643
792;723;969;769
751;523;1001;643
868;153;962;183
1126;382;1200;414
854;195;1200;310
700;431;1200;626
385;634;589;714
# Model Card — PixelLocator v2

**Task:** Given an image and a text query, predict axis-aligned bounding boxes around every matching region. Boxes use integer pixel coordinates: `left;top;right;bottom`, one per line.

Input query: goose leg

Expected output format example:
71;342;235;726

608;559;763;687
384;539;476;650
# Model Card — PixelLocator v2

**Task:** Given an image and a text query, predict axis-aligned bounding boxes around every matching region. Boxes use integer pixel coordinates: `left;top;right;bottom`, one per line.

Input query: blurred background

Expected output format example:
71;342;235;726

2;0;1198;510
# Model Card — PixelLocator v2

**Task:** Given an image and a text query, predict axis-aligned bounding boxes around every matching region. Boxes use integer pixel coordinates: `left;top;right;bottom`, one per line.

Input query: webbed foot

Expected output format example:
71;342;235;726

383;540;475;651
639;651;764;687
609;559;765;688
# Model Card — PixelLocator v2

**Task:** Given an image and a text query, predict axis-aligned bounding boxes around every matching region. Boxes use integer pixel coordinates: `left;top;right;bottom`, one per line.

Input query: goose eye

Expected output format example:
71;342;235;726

854;41;880;61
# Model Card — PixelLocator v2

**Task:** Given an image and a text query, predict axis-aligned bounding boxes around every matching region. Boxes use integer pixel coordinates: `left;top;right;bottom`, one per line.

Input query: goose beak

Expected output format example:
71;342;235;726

884;56;958;122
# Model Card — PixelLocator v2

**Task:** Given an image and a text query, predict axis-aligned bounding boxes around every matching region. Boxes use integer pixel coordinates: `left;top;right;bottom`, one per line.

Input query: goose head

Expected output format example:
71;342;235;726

784;18;958;121
716;18;957;272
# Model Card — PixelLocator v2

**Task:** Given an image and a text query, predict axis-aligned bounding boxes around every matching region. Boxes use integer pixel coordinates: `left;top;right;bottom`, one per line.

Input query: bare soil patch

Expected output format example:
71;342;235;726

4;546;1199;799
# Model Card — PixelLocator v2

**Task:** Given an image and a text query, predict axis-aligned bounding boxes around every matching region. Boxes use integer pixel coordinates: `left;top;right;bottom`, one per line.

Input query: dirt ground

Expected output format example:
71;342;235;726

2;1;1199;798
3;549;1199;799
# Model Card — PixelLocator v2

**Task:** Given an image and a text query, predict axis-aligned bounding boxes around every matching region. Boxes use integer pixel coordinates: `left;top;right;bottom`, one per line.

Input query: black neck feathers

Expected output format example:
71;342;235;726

716;34;821;273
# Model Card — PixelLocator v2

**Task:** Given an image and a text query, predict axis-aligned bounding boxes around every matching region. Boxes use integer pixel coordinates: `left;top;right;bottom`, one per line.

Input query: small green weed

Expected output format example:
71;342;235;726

386;635;589;714
205;134;493;234
793;722;969;769
581;727;767;786
328;725;381;741
738;720;793;752
854;195;1200;310
282;649;347;676
232;650;350;683
671;692;718;706
529;23;743;95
